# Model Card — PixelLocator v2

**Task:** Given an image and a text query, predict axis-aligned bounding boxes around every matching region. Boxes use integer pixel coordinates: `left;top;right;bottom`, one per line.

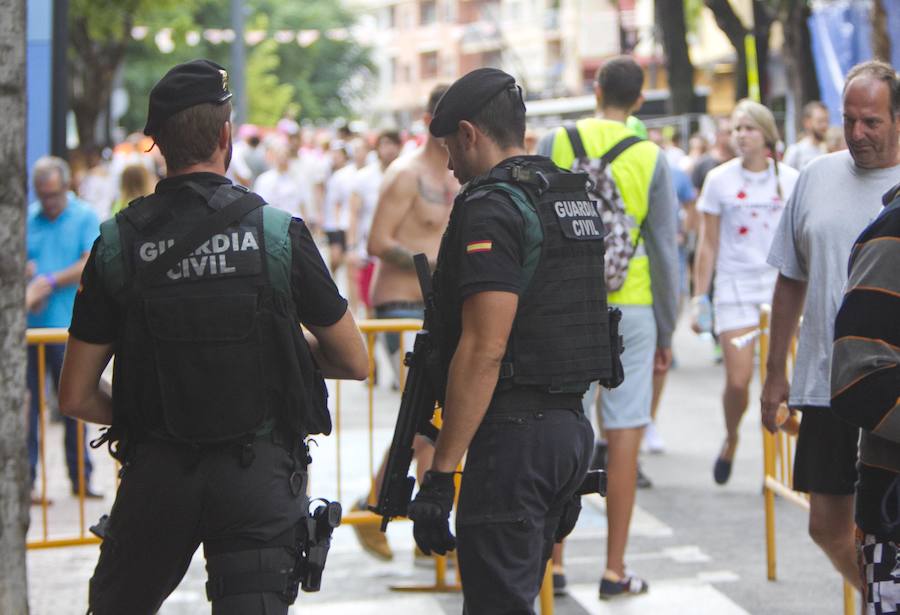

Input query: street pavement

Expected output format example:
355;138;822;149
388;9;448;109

26;318;856;614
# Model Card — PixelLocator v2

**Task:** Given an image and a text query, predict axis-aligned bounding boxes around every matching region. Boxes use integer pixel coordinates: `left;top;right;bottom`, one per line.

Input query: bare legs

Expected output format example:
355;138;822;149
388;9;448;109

809;493;862;591
717;326;756;463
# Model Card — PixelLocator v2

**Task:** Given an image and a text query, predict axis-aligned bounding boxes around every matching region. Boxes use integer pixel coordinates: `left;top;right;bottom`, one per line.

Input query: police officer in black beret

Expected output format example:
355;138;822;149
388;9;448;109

407;67;620;613
59;59;368;614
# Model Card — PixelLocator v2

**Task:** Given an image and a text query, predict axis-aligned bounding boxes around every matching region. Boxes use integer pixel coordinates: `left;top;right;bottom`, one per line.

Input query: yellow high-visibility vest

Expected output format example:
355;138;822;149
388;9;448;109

550;117;660;306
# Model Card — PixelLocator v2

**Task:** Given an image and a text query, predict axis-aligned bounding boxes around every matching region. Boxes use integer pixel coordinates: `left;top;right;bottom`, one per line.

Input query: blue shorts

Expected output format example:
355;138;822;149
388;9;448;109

583;304;656;430
374;302;424;355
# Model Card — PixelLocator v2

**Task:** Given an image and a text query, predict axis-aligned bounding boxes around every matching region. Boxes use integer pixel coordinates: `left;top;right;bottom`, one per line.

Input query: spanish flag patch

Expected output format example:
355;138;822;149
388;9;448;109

466;240;493;254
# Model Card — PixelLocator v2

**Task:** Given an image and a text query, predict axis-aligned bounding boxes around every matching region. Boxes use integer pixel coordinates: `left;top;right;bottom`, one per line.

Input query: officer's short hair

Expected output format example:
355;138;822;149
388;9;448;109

32;156;71;189
155;101;233;172
843;60;900;120
470;89;526;149
426;85;449;116
597;56;644;110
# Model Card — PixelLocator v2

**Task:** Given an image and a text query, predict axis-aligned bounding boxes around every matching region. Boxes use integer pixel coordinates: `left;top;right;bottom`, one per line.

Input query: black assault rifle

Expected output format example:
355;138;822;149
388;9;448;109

371;253;442;531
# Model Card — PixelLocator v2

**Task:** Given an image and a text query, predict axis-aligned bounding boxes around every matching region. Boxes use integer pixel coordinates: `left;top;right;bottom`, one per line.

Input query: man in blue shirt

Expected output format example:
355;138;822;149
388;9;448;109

26;156;101;499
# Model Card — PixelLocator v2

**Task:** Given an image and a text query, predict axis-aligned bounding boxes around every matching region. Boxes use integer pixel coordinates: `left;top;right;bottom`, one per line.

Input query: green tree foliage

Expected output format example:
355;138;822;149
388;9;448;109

246;39;295;126
115;0;373;135
68;0;200;147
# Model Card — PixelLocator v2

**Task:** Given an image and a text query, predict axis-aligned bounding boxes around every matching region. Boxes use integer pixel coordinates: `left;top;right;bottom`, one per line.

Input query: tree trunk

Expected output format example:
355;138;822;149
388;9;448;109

705;0;749;101
0;0;31;613
872;0;891;62
68;13;131;149
781;0;821;128
656;0;696;114
752;0;773;104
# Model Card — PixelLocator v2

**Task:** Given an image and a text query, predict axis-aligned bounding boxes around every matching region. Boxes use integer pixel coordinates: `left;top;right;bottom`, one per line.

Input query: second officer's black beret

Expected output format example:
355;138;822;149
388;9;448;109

429;68;524;138
144;59;233;137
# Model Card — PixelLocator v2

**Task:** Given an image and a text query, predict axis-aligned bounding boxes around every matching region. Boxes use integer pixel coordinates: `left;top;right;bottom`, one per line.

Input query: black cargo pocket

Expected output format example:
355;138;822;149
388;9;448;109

145;294;265;441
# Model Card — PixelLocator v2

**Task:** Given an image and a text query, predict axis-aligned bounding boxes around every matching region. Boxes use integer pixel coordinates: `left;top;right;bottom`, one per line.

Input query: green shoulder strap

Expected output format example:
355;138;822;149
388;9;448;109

262;206;293;294
97;216;126;298
482;182;543;288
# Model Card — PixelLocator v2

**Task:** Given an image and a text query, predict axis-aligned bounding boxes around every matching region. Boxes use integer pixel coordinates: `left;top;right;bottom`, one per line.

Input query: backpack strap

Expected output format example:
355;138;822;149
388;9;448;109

564;124;588;159
564;123;643;166
600;135;643;166
262;207;293;295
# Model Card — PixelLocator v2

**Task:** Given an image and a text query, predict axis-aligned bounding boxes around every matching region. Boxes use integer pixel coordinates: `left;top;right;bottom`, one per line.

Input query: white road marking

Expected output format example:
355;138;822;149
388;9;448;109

567;577;749;615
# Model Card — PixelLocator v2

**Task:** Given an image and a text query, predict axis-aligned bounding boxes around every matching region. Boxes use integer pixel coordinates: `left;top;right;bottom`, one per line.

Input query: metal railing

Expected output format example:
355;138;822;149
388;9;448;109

755;306;856;615
25;321;557;609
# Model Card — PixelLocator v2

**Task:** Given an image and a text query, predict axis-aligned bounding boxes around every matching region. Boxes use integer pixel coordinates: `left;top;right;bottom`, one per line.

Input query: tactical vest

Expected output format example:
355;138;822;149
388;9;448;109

97;181;329;445
434;157;617;395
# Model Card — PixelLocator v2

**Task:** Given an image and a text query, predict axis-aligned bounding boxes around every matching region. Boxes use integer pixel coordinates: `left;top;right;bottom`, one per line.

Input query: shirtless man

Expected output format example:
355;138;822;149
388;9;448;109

368;85;456;380
352;84;456;561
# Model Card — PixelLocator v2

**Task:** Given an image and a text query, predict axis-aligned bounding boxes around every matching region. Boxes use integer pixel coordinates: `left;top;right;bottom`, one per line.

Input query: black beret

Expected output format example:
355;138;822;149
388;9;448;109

144;59;233;136
429;68;524;138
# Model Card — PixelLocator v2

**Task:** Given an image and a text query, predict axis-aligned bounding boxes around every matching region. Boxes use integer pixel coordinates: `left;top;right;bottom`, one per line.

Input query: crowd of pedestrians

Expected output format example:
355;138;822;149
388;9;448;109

23;55;900;613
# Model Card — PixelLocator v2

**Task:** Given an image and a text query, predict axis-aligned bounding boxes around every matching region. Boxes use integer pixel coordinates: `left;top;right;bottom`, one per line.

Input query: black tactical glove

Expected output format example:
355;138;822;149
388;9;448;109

407;470;457;556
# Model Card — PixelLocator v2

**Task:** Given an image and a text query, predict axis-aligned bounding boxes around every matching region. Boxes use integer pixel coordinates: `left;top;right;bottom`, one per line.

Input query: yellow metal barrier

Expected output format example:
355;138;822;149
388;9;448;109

756;307;856;615
26;322;555;609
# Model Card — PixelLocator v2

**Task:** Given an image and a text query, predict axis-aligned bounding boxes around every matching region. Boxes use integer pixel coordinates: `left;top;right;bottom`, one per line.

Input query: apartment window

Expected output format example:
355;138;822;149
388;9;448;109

385;5;396;29
420;0;437;24
420;51;439;79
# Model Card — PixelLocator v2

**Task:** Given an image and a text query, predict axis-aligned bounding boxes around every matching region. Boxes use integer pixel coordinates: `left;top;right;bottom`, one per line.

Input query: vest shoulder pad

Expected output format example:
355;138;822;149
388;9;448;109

263;206;293;294
466;181;543;287
97;216;127;297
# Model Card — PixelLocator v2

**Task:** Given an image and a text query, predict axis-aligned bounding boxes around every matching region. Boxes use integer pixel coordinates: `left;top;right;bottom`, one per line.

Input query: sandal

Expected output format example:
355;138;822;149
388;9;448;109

713;457;733;485
598;571;649;599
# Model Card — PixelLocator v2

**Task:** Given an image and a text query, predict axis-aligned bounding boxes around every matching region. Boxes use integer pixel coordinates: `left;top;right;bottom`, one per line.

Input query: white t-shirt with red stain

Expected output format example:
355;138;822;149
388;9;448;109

698;157;799;303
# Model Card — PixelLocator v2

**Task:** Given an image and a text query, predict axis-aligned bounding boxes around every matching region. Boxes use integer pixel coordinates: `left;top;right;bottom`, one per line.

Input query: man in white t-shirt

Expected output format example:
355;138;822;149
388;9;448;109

321;142;355;275
762;61;900;592
784;101;830;170
346;131;402;315
253;142;310;219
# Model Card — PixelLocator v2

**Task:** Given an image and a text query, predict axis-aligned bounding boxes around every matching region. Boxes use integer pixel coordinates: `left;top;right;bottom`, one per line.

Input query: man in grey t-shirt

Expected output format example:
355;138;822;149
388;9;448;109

783;101;829;171
762;60;900;591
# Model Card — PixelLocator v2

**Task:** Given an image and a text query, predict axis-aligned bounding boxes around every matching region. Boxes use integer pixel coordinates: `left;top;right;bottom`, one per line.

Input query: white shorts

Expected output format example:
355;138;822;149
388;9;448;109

713;270;776;335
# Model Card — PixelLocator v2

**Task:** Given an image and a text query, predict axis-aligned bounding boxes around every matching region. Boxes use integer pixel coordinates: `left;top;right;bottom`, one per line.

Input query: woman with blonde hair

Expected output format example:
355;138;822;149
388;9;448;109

690;99;800;485
111;163;156;215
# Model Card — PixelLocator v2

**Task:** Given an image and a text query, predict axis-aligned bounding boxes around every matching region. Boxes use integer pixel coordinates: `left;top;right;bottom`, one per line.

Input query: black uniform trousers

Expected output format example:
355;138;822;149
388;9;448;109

456;402;593;615
88;436;307;615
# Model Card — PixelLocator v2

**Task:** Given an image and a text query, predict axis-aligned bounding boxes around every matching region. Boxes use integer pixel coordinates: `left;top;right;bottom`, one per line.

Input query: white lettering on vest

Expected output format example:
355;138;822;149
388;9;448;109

148;231;259;280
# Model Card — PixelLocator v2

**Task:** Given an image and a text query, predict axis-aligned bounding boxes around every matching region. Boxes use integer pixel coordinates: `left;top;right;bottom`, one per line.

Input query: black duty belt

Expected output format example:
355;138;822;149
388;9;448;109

489;388;584;413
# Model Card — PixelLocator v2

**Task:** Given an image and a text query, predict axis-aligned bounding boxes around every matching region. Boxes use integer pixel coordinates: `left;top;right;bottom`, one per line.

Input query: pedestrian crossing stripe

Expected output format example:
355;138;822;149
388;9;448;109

466;240;493;254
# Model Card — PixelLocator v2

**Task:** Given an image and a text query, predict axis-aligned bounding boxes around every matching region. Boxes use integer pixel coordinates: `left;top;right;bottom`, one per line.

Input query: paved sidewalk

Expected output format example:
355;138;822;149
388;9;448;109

26;319;855;614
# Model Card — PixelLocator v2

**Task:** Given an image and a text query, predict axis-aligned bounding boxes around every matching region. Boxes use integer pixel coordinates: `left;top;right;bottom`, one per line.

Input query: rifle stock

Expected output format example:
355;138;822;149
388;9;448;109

371;254;441;531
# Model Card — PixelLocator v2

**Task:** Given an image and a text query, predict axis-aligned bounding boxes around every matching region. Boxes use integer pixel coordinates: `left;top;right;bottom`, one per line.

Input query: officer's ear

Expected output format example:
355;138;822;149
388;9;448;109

457;120;478;150
219;120;232;151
